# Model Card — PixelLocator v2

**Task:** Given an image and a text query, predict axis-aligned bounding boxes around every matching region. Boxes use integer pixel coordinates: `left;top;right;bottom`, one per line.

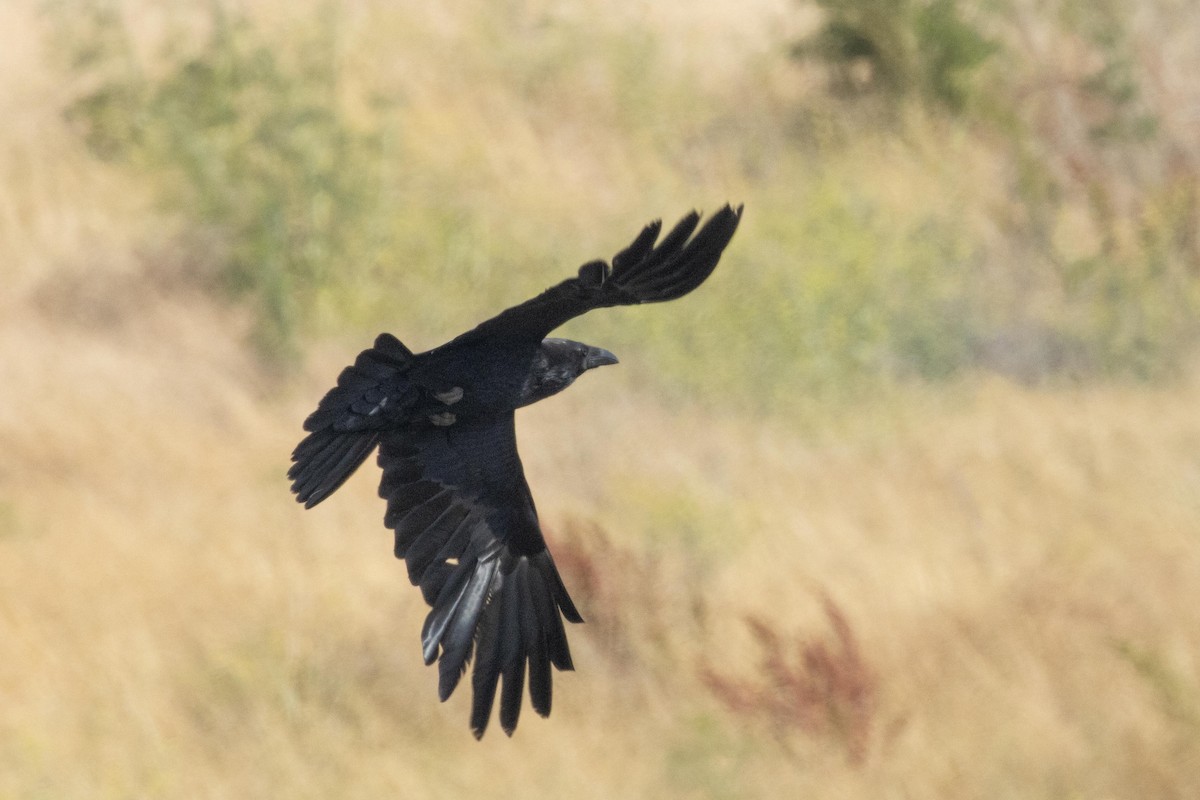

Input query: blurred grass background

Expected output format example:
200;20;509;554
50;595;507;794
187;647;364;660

2;0;1200;797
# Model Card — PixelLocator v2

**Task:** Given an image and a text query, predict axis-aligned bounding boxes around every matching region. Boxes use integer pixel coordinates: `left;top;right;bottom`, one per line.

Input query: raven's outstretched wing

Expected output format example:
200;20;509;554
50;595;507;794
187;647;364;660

289;333;417;508
379;414;582;738
453;204;743;346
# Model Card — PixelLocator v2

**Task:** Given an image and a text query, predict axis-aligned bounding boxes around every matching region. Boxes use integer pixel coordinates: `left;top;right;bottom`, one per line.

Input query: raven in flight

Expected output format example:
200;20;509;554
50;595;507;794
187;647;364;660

289;205;742;737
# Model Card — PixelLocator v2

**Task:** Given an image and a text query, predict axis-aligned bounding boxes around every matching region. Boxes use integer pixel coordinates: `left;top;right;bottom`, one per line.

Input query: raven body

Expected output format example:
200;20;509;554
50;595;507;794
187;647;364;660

289;205;742;737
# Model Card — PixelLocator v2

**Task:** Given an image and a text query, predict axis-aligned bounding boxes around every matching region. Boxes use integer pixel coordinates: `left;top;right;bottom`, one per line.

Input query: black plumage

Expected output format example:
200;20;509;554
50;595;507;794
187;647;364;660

289;205;742;737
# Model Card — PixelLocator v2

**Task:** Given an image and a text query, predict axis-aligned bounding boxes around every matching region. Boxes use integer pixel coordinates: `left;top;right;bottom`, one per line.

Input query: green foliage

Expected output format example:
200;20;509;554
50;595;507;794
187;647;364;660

792;0;998;113
46;0;1200;407
790;0;1200;390
1060;248;1200;381
1058;0;1157;143
991;1;1199;381
743;189;979;387
914;0;1000;113
58;2;391;362
575;178;984;413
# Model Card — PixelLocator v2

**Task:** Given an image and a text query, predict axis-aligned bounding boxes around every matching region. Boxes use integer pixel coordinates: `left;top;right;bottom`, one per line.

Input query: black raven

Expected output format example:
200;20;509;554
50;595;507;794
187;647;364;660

289;205;742;737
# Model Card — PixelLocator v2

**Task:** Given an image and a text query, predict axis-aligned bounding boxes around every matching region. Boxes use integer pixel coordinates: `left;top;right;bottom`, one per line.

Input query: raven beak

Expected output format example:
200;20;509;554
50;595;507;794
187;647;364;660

583;347;619;370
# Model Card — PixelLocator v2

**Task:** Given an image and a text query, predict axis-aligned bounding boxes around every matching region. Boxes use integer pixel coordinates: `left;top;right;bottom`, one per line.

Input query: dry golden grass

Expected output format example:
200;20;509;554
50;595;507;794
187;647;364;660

4;1;1200;797
5;274;1200;798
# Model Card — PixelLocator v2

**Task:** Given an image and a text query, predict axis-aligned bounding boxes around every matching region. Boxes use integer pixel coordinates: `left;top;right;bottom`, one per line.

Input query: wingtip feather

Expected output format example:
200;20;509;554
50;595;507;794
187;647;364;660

609;204;742;303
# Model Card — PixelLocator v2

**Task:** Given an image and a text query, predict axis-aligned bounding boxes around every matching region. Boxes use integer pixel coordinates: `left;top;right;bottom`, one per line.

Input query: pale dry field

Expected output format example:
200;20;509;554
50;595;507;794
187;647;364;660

3;1;1200;798
5;263;1200;799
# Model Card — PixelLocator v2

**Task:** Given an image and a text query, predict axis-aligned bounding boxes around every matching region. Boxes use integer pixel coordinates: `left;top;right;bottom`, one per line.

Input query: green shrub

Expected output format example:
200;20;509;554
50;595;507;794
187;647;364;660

571;177;985;414
48;0;1200;409
791;0;998;114
58;2;391;363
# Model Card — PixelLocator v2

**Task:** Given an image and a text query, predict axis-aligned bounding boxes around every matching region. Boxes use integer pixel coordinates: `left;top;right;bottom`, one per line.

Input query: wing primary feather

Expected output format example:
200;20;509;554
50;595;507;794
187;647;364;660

421;554;477;665
289;429;354;487
620;205;742;302
289;430;380;507
521;573;554;718
290;426;336;462
633;222;727;291
438;558;499;702
642;209;701;266
530;555;575;671
499;656;526;736
418;562;454;606
615;210;700;284
541;551;584;625
498;564;527;735
498;567;525;670
469;587;504;739
527;647;552;718
610;219;662;272
301;434;381;507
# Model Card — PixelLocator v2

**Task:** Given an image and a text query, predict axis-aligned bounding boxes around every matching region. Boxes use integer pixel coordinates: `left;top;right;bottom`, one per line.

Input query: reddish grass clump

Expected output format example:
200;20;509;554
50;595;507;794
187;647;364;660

700;595;878;765
546;519;682;670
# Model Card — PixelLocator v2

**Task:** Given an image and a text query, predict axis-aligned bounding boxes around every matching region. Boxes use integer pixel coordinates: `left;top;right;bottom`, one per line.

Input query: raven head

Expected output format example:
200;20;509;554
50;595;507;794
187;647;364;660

516;338;618;408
